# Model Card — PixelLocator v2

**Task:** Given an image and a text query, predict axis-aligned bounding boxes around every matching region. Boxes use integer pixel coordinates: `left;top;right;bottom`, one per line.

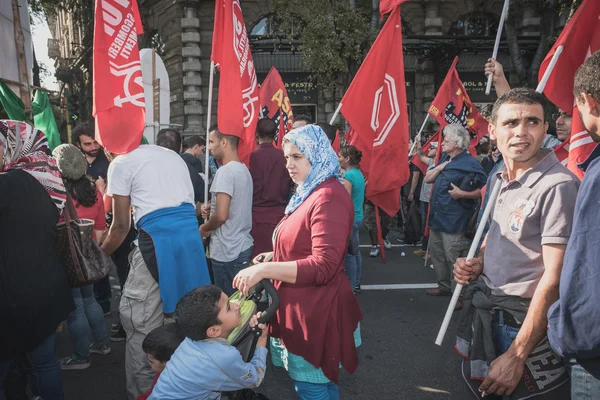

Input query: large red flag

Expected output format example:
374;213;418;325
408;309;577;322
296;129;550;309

340;6;409;217
93;0;145;154
380;0;408;19
211;0;259;165
428;57;489;155
259;67;294;147
540;0;600;179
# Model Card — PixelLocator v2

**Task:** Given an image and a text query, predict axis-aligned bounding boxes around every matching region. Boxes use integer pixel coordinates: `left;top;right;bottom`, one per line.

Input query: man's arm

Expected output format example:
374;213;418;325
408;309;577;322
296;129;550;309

479;243;566;396
484;58;511;97
424;161;449;184
448;184;482;200
199;192;231;236
100;194;131;255
408;170;420;202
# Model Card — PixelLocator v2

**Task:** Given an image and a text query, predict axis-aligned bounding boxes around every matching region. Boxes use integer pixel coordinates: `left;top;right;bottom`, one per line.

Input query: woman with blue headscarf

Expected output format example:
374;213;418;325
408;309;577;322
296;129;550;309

233;125;363;399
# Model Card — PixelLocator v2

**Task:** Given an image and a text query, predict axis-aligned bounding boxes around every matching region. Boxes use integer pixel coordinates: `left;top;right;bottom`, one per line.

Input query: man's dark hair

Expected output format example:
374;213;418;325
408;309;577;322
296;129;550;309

491;88;548;124
156;129;182;153
256;118;277;139
294;114;312;124
316;123;337;144
182;136;206;152
142;324;184;362
72;123;95;145
175;285;222;341
209;126;239;149
574;50;600;103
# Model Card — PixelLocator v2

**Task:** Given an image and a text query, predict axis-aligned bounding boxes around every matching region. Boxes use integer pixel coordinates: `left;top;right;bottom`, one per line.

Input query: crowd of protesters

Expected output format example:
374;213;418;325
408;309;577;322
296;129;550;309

2;51;600;400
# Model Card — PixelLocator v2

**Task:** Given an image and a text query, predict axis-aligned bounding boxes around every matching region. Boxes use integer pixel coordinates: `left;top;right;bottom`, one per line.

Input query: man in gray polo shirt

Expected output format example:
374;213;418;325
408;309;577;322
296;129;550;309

453;88;579;397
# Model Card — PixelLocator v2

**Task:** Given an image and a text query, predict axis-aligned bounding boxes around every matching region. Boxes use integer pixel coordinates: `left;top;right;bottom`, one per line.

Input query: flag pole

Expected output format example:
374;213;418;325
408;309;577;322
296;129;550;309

485;0;510;95
435;179;502;346
329;102;343;125
204;60;215;206
424;240;430;267
409;114;430;156
536;46;564;93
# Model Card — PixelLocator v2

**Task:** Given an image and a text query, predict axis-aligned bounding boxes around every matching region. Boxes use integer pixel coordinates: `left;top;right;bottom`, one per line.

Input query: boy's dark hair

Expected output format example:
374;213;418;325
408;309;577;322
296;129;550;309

316;123;337;144
72;123;95;145
574;50;600;103
209;126;239;149
142;324;184;362
491;88;548;124
294;114;312;125
175;285;222;341
182;136;206;152
256;118;277;139
157;129;182;153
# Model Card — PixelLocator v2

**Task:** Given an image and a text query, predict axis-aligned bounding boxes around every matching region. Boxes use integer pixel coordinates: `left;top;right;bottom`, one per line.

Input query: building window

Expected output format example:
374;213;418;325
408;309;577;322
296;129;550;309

449;12;500;36
251;15;297;37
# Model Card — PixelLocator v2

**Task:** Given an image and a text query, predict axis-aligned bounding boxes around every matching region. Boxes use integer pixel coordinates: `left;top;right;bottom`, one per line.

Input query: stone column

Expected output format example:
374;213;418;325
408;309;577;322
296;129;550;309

181;7;202;136
520;5;541;37
424;0;443;36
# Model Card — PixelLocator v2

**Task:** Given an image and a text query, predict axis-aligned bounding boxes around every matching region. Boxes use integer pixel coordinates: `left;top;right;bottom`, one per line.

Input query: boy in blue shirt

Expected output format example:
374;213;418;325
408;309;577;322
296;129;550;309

149;285;268;400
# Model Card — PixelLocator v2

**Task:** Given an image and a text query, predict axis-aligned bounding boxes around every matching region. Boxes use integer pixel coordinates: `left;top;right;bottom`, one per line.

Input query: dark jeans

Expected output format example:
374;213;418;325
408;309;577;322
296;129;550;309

565;358;600;400
344;221;363;288
492;311;520;400
212;246;253;296
0;334;64;400
93;276;112;314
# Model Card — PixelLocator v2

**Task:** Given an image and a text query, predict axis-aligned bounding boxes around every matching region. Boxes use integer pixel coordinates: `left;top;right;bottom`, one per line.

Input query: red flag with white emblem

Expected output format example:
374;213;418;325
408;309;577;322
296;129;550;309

340;6;409;217
93;0;145;154
539;0;600;179
428;57;489;156
259;67;294;148
211;0;259;165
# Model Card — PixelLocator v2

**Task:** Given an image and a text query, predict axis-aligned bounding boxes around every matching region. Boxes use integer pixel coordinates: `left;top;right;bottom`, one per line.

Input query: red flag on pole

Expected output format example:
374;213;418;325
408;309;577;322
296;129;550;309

380;0;408;19
259;67;294;148
428;57;489;155
211;0;259;165
93;0;145;154
340;6;410;217
539;0;600;179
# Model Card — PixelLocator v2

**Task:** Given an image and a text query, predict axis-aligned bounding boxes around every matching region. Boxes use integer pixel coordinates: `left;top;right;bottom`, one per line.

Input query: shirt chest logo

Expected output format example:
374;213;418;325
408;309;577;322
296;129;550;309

507;198;535;233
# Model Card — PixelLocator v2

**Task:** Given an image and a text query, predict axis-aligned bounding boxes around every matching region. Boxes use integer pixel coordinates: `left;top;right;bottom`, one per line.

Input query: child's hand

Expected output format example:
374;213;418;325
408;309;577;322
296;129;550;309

250;312;269;337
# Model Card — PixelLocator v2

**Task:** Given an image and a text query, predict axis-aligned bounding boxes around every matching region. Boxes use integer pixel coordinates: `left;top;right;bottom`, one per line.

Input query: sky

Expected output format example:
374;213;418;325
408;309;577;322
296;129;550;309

31;12;59;91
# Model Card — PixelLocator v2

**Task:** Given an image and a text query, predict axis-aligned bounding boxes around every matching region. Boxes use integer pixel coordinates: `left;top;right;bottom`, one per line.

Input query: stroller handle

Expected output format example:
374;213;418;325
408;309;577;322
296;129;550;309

251;279;280;324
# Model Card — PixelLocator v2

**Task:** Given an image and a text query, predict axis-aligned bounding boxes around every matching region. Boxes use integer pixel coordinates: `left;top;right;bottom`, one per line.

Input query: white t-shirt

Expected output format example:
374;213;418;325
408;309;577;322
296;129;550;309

107;145;194;225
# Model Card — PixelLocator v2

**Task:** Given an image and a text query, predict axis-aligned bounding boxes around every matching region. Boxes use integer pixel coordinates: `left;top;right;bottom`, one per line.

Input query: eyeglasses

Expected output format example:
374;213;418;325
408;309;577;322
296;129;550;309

553;112;571;121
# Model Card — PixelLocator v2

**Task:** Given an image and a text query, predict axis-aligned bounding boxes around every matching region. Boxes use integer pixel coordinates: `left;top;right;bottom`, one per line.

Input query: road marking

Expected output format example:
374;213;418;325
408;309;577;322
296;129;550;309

361;283;437;290
359;244;418;248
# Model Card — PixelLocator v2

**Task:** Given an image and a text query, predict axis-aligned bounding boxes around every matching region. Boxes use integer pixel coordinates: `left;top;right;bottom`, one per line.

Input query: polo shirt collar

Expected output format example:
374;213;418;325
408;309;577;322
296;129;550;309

577;142;600;172
496;148;559;188
449;150;469;162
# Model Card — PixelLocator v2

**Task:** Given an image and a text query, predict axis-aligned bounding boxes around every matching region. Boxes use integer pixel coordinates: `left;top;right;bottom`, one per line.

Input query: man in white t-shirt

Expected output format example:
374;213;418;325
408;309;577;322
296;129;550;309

200;127;253;296
101;144;210;400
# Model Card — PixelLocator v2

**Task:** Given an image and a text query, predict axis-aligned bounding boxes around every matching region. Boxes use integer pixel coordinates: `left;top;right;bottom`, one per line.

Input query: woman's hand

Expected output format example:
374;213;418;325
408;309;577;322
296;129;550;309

233;264;266;296
252;252;273;265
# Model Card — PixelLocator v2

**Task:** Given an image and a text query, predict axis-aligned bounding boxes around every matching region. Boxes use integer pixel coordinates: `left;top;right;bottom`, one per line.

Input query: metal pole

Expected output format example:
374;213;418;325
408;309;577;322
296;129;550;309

485;0;510;95
409;114;431;157
329;102;343;125
204;61;215;206
536;46;563;93
424;239;431;267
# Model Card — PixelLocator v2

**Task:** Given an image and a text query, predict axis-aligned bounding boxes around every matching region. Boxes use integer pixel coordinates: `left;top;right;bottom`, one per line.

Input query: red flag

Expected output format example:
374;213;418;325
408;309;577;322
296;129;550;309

259;67;294;148
211;0;259;165
540;0;600;179
92;0;145;154
410;130;441;174
340;7;410;217
380;0;408;19
428;57;489;155
332;129;341;153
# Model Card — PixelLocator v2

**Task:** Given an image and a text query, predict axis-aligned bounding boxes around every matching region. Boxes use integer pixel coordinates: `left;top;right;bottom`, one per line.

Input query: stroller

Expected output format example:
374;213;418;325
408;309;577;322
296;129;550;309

221;279;280;400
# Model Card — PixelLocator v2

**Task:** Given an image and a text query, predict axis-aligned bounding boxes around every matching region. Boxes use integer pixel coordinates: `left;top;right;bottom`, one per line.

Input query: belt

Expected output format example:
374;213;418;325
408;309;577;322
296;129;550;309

492;310;521;329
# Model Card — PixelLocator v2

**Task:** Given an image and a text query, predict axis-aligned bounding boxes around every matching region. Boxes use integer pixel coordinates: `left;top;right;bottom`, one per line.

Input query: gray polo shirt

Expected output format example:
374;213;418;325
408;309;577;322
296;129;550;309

482;149;580;298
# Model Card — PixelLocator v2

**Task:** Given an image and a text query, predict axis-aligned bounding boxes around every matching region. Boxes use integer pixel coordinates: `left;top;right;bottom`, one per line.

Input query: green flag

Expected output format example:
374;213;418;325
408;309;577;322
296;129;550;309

32;90;61;150
0;81;26;121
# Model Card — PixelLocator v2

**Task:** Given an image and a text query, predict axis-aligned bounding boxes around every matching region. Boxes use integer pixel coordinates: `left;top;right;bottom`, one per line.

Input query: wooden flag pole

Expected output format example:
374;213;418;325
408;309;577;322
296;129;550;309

204;60;216;206
485;0;510;95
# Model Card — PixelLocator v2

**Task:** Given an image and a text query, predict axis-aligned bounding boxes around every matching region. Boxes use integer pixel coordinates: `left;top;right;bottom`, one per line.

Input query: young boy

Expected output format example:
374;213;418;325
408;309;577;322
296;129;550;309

148;285;269;400
137;324;183;400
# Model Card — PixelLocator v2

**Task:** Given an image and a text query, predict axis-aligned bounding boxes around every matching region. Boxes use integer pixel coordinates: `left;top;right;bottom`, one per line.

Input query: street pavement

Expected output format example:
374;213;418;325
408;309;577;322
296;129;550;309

57;228;475;399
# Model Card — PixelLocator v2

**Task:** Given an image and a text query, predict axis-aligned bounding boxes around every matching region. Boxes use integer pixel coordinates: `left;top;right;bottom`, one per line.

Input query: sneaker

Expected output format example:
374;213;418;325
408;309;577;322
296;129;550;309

383;238;392;250
103;310;112;317
111;323;120;333
110;330;126;343
416;240;423;246
396;239;417;246
413;249;426;256
89;343;111;355
60;355;91;370
369;245;379;257
354;285;361;294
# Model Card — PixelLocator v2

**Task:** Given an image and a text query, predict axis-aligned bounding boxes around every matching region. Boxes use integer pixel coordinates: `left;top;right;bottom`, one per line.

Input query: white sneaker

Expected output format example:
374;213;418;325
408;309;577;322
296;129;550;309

383;238;392;250
369;246;379;257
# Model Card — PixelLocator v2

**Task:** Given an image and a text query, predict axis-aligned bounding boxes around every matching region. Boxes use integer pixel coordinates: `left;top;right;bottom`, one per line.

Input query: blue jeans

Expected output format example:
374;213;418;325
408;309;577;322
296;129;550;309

67;285;109;357
294;380;339;400
566;359;600;399
492;311;520;400
344;221;362;288
212;246;253;296
0;334;64;400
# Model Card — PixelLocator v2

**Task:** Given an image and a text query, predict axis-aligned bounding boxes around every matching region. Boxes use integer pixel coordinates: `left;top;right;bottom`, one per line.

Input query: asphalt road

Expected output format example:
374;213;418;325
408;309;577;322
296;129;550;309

57;228;475;400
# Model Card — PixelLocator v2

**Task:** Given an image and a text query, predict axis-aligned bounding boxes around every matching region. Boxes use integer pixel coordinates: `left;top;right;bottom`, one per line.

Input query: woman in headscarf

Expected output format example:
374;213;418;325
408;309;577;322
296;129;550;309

0;120;73;400
233;125;363;399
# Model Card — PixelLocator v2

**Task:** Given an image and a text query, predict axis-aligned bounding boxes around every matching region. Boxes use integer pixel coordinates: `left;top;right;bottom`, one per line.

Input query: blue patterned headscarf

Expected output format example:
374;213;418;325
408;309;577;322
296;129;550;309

283;124;340;215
